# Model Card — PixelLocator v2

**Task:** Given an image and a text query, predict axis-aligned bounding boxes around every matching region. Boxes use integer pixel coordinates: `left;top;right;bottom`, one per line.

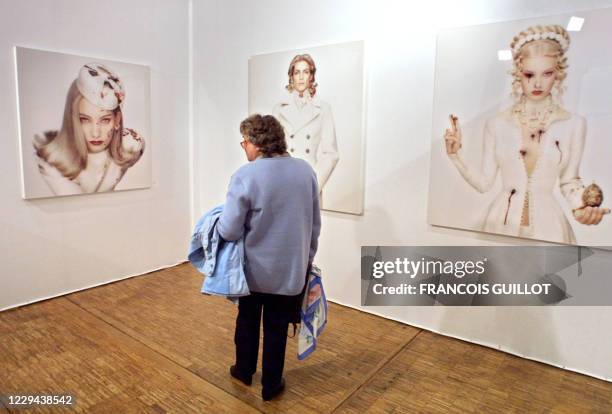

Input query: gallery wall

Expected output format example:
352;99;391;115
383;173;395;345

0;0;191;310
192;0;612;380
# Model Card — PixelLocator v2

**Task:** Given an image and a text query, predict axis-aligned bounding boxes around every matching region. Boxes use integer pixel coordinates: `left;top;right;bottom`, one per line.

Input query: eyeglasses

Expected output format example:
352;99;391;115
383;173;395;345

239;140;247;149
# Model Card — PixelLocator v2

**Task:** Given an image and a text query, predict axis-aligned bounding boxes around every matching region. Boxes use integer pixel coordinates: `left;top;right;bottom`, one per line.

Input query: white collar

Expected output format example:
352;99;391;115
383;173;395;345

292;90;312;108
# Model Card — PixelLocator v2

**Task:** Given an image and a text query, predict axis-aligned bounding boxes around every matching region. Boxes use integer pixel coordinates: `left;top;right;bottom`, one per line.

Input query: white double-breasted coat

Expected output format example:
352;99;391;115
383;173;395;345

273;92;339;191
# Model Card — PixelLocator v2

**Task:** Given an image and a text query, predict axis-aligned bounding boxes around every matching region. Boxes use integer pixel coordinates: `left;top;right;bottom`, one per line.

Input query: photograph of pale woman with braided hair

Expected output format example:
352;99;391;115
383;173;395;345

428;13;612;245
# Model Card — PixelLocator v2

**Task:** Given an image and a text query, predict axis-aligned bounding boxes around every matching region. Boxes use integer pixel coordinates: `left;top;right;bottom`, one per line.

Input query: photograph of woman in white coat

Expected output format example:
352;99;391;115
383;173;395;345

248;41;365;215
442;25;609;244
272;54;339;192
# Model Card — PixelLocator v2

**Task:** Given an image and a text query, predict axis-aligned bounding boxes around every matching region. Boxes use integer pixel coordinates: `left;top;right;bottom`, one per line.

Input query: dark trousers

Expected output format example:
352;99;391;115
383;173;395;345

234;291;301;389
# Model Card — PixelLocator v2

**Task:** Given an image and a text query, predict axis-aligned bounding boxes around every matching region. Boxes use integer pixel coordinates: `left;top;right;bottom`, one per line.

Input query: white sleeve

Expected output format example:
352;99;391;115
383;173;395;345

314;103;339;190
447;118;498;193
559;117;586;210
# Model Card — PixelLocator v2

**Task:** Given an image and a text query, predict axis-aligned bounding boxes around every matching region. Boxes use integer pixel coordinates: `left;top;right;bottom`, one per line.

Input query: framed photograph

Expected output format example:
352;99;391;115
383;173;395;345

428;9;612;245
16;47;151;199
249;40;366;215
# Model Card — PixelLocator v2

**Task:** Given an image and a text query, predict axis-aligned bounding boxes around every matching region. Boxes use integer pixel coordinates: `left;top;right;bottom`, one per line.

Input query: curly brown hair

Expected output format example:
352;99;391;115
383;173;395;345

239;114;287;157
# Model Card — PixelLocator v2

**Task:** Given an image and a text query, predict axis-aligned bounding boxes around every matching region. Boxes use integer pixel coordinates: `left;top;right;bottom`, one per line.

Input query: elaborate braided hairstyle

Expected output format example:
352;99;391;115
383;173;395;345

509;25;571;100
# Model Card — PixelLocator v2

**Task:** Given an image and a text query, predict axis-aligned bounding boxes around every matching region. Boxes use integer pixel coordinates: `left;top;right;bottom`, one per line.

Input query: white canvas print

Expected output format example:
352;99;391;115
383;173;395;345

428;9;612;245
16;47;151;199
249;41;365;215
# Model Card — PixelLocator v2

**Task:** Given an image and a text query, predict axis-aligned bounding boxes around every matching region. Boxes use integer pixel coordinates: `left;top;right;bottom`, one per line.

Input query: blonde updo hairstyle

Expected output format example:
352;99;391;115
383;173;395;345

510;25;570;100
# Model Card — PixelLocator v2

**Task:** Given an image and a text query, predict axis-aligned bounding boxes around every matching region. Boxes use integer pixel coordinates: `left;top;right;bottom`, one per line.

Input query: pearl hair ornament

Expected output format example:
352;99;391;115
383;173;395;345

512;31;569;56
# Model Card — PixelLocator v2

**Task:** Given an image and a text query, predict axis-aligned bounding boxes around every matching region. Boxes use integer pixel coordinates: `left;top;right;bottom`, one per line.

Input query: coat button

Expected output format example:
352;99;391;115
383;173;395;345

306;134;310;139
290;134;294;139
290;148;294;152
305;148;310;154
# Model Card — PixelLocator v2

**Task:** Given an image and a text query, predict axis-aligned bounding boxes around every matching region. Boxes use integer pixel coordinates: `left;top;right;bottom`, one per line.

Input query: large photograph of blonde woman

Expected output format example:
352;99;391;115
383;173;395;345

16;47;151;199
428;11;612;245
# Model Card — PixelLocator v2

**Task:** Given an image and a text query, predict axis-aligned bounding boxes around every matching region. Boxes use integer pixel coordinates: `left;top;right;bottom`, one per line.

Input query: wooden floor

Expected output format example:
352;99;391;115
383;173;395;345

1;264;611;413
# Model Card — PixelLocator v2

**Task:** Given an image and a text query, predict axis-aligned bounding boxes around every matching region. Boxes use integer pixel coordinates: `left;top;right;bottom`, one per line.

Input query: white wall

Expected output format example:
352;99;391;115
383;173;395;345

193;0;612;381
0;0;191;310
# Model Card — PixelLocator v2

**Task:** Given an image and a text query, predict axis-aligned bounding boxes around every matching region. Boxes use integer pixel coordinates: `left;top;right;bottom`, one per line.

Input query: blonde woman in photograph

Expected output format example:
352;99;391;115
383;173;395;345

272;54;339;192
34;63;145;196
444;25;609;244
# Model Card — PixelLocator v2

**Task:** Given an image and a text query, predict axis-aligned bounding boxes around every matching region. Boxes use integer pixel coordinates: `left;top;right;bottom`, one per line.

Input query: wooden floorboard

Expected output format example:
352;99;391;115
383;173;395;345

1;263;611;413
334;331;612;414
0;297;258;413
66;263;419;413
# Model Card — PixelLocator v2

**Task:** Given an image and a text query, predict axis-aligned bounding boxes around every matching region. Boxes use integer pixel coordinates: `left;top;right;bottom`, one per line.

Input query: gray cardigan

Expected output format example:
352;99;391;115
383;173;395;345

217;155;321;295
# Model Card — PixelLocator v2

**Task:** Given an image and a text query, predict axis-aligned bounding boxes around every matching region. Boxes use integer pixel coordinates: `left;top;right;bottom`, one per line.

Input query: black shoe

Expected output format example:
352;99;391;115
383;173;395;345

262;378;285;401
230;365;252;386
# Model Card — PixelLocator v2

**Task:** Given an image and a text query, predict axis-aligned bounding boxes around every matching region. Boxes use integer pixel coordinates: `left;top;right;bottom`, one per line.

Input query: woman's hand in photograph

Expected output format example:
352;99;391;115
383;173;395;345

573;206;611;225
444;114;462;155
